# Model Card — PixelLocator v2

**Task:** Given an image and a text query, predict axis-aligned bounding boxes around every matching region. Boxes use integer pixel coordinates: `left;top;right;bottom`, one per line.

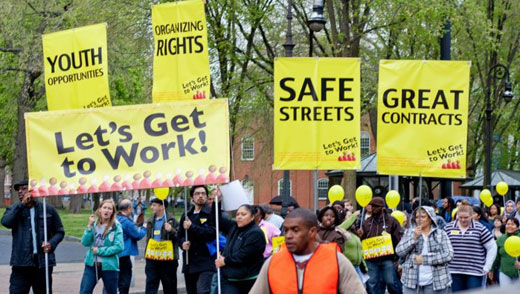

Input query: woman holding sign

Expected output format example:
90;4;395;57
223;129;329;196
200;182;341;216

396;206;453;294
214;204;266;294
79;199;124;294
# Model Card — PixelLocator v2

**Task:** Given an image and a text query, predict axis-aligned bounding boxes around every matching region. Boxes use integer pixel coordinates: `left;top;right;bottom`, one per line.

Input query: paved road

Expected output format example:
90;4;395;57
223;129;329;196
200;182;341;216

0;232;148;265
0;231;186;293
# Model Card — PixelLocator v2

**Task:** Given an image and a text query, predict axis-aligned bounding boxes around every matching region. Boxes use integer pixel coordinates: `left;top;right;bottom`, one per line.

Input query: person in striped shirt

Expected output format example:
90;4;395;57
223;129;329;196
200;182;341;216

444;201;497;292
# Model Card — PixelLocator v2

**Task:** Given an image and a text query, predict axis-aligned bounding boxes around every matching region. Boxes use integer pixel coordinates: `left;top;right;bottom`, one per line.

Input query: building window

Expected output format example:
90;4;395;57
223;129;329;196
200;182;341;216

318;178;329;200
241;135;254;161
277;178;292;196
361;131;370;158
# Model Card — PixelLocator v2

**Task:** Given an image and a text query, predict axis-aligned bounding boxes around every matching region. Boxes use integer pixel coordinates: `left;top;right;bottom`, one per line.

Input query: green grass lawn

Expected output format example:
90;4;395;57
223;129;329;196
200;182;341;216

0;206;183;239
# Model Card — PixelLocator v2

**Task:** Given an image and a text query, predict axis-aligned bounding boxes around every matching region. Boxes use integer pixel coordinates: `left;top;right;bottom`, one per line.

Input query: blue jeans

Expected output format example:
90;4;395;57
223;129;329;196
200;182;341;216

366;259;403;294
451;274;483;292
79;265;119;294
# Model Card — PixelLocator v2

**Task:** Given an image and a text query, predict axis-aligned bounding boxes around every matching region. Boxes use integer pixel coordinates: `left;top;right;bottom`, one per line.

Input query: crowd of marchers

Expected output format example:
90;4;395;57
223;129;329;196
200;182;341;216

2;180;520;294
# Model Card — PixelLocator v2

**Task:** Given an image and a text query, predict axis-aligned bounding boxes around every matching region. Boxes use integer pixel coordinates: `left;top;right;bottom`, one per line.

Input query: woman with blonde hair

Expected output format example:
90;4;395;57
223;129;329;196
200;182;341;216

444;201;497;292
79;199;124;294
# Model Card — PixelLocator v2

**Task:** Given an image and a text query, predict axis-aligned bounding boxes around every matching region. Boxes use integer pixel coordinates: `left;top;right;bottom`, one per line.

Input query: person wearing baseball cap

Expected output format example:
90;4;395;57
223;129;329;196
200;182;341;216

1;179;65;293
358;197;403;294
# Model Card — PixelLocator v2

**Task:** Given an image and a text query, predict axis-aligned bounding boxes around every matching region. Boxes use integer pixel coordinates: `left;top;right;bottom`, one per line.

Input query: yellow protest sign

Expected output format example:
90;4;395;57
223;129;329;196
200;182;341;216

145;239;174;261
274;58;361;170
152;0;210;102
42;23;111;110
25;99;230;196
361;234;394;260
377;60;470;178
272;236;286;254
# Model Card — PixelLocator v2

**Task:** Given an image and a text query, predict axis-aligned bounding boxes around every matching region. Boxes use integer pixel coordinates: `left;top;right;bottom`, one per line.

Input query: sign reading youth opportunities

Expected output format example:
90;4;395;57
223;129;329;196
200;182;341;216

274;58;361;170
42;23;111;110
25;99;230;196
152;0;210;102
377;60;470;178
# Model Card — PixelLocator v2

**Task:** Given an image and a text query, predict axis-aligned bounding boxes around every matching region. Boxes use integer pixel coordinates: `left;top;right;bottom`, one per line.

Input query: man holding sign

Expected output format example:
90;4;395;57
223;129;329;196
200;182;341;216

1;179;65;294
145;198;179;294
358;197;402;294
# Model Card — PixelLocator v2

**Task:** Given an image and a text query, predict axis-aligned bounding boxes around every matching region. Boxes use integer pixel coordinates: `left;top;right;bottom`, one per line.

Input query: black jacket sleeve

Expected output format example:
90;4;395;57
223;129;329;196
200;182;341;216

1;202;25;228
47;206;65;252
224;229;266;266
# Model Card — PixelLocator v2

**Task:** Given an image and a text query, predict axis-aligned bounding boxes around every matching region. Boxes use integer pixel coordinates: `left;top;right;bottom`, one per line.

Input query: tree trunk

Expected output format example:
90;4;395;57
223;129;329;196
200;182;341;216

0;158;6;208
342;170;357;204
12;70;41;204
69;194;83;214
46;196;63;209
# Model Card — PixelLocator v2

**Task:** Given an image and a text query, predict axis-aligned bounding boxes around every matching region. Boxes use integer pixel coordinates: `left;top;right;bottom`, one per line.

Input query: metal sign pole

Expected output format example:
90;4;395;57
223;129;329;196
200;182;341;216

43;197;50;294
184;187;189;264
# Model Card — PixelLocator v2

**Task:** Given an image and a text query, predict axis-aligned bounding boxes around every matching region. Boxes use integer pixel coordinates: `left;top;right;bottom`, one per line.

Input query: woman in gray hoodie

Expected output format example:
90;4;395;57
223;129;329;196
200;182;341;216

396;206;453;294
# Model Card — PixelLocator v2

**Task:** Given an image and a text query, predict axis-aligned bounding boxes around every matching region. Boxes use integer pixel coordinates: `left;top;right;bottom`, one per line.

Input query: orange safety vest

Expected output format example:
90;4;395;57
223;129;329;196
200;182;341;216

267;243;339;294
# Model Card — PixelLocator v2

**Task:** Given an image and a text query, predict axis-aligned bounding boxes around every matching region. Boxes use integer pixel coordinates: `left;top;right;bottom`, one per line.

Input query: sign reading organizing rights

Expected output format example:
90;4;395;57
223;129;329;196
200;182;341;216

152;0;211;102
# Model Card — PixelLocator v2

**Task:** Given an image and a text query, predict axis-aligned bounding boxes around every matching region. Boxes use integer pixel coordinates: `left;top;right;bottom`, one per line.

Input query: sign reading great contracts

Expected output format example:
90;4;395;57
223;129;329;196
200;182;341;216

274;58;361;170
152;0;210;102
25;99;230;197
42;23;111;110
377;60;470;178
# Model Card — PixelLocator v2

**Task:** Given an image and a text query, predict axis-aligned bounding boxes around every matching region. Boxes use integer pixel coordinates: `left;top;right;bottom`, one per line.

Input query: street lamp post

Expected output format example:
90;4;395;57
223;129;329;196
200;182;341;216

308;0;325;57
281;0;295;217
484;64;514;192
308;0;326;213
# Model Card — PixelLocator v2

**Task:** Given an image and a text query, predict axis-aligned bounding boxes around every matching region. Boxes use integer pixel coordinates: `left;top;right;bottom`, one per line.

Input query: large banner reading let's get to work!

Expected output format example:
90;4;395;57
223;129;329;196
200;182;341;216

25;99;230;197
274;58;361;170
42;23;111;110
152;0;210;102
377;60;470;178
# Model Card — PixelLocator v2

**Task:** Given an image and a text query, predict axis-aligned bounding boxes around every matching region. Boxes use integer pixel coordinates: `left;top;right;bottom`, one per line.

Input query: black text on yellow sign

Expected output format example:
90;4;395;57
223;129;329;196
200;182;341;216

42;23;111;110
152;0;211;102
376;60;470;178
26;100;230;196
274;58;361;170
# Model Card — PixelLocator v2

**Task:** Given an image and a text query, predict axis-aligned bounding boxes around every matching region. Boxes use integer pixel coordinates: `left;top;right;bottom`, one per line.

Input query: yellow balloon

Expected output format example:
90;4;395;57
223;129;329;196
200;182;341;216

328;185;344;203
480;189;492;204
391;210;405;226
496;181;509;196
355;185;373;207
504;235;520;258
484;197;493;207
385;190;400;209
452;208;458;219
154;187;169;200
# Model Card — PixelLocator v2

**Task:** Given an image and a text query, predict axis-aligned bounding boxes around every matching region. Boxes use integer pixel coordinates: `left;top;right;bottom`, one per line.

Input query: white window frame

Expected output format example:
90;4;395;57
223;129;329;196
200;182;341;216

277;178;292;196
317;178;329;200
361;131;370;158
241;135;254;161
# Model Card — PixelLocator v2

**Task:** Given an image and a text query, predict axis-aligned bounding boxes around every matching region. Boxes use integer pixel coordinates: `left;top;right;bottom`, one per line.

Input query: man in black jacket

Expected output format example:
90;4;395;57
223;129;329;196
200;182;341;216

178;185;216;294
1;179;65;294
